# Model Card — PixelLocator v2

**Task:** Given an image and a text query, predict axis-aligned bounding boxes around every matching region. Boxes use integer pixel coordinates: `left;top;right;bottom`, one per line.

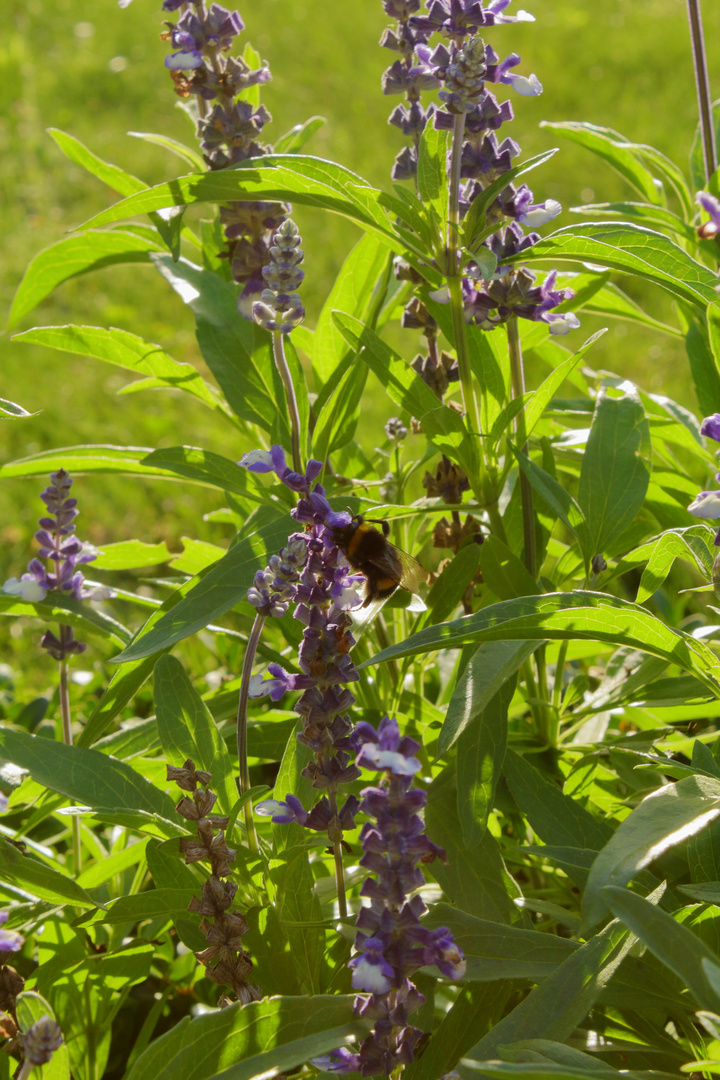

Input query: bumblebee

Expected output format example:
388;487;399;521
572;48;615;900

332;515;427;608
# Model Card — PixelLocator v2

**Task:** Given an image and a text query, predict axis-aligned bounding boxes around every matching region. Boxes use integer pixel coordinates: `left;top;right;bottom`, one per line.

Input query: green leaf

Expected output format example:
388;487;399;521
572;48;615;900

686;315;720;417
13;325;225;414
0;395;40;419
274;116;326;154
539;122;660;202
150;255;286;434
421;544;482;626
583;774;720;929
425;903;578;982
479;536;542;602
0;444;199;482
0;836;98;909
92;540;173;572
91;887;197;926
154;655;238;817
602;884;720;1011
313;232;389;384
458;920;632;1073
271;850;325;995
0;728;177;819
440;640;538;756
113;514;295;663
521;330;607;442
635;529;712;603
576;384;651;561
333;311;439;417
9;229;165;328
570;199;697;245
312;357;369;461
123;995;365;1080
140;447;253;498
363;591;720;698
127;130;206;171
49;127;147;196
512;446;586;541
426;763;519;923
456;681;513;848
404;984;512;1080
0;591;131;646
522;223;720;310
505;749;613;853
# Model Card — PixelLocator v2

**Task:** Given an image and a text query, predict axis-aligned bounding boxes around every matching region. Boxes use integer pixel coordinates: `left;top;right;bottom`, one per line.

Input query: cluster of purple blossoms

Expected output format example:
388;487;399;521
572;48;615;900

3;470;100;660
240;447;365;846
381;0;579;335
688;413;720;544
313;717;466;1076
154;0;288;315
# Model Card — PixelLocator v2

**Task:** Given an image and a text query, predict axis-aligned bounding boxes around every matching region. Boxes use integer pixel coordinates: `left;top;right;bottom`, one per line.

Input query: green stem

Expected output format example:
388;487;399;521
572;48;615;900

552;640;569;715
507;317;536;580
273;331;303;475
328;789;348;920
236;614;266;852
686;0;717;183
447;114;482;442
58;626;81;874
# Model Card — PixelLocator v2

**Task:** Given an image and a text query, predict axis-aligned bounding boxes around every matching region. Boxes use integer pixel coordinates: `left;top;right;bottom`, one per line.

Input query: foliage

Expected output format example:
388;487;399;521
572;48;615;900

4;1;720;1079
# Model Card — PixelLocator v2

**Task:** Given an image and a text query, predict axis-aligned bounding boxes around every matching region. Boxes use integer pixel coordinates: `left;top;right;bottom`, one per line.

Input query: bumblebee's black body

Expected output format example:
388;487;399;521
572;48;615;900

332;516;426;608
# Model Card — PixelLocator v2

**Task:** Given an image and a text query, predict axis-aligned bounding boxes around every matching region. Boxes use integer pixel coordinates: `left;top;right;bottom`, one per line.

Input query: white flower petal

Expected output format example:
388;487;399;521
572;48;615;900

508;72;543;96
351;956;392;993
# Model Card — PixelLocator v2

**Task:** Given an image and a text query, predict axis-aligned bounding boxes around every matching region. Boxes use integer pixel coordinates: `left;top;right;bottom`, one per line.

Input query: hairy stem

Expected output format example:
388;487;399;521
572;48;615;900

273;331;303;475
686;0;717;183
236;614;266;852
59;625;81;874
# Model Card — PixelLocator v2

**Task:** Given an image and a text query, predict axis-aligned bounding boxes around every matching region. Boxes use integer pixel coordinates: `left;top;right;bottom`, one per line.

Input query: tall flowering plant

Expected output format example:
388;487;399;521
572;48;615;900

7;0;720;1078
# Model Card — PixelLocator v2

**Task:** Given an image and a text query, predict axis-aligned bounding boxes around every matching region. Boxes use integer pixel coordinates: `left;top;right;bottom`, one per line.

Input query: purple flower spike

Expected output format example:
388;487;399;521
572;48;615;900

322;716;465;1075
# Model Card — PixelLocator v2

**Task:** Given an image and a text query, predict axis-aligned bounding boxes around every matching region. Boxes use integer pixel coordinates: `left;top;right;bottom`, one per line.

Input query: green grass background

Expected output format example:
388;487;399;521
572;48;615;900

1;0;719;680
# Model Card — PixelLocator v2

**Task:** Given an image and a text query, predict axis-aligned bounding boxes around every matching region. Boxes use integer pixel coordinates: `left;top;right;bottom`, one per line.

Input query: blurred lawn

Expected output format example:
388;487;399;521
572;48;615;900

1;0;719;677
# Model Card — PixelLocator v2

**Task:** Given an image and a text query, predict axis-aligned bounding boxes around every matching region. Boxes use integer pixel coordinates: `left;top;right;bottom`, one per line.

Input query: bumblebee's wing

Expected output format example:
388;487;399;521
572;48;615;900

388;544;427;594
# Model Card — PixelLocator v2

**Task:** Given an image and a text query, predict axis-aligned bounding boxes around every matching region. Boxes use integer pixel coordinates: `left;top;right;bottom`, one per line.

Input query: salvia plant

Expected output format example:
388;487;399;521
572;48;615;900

7;0;720;1079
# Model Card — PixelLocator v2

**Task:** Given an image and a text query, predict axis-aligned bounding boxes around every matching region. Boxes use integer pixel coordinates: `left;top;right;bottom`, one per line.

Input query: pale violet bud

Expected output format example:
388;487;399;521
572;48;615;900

3;576;47;602
518;199;562;227
546;312;581;335
356;744;422;776
506;72;543;96
688;491;720;519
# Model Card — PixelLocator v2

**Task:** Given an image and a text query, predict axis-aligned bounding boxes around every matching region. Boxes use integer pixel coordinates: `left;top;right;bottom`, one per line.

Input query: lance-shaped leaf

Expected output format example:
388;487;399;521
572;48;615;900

0;836;98;909
362;591;720;697
457;919;632;1075
576;384;651;562
583;774;720;928
123;995;366;1080
602;884;720;1011
13;325;226;415
112;514;295;663
519;222;720;310
0;728;177;819
9;229;165;328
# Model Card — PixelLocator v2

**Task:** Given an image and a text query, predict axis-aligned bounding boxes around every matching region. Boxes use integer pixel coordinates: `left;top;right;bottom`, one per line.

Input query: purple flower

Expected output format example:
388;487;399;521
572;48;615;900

701;413;720;443
698;192;720;240
0;911;24;953
255;794;308;825
252;219;306;334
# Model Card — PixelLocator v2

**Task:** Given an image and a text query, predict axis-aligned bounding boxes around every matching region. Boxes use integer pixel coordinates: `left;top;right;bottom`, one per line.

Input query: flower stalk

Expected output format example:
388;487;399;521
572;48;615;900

686;0;717;183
